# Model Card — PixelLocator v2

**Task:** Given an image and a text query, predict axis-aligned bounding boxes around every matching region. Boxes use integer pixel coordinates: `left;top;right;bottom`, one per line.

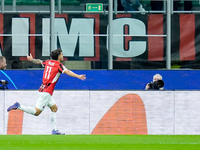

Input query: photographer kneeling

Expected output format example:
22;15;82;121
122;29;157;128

145;74;164;90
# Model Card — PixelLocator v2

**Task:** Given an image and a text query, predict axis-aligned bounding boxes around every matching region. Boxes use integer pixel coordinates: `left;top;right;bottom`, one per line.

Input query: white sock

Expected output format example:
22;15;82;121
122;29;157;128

51;112;57;130
18;105;36;115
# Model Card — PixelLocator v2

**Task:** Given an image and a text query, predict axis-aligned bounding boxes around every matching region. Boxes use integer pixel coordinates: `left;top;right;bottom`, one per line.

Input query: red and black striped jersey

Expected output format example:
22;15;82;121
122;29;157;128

39;60;67;95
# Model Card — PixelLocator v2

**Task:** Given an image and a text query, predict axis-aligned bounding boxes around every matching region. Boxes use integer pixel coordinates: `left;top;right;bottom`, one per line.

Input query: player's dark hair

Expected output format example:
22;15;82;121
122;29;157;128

51;48;62;60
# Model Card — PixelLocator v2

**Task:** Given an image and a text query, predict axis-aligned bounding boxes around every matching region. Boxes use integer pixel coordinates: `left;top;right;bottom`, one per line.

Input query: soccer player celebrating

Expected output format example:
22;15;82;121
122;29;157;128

7;48;86;135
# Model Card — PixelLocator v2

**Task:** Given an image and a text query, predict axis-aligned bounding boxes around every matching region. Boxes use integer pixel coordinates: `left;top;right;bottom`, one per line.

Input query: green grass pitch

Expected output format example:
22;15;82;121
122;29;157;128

0;135;199;150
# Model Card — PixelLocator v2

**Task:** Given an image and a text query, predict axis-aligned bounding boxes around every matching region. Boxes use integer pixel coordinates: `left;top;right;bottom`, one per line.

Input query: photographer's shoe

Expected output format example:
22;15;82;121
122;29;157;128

7;102;20;112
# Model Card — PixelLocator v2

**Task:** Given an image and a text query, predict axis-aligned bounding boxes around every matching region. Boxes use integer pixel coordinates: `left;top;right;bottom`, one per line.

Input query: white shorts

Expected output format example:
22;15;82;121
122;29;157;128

36;92;56;111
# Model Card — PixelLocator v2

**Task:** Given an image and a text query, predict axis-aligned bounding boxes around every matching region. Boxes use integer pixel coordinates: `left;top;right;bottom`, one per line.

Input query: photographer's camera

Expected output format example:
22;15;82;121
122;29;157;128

0;80;9;90
149;80;164;90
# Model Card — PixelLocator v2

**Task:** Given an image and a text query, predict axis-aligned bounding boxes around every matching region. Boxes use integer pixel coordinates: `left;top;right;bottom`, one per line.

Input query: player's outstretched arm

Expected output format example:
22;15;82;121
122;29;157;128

27;53;42;64
64;70;86;81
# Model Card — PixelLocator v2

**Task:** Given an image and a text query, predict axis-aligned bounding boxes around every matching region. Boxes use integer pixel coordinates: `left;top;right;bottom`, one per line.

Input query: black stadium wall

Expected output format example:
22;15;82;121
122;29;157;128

0;13;200;69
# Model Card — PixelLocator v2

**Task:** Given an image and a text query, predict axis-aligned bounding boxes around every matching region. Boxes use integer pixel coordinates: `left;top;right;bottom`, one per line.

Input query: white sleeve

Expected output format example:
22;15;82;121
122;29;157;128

41;60;44;67
62;65;68;74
